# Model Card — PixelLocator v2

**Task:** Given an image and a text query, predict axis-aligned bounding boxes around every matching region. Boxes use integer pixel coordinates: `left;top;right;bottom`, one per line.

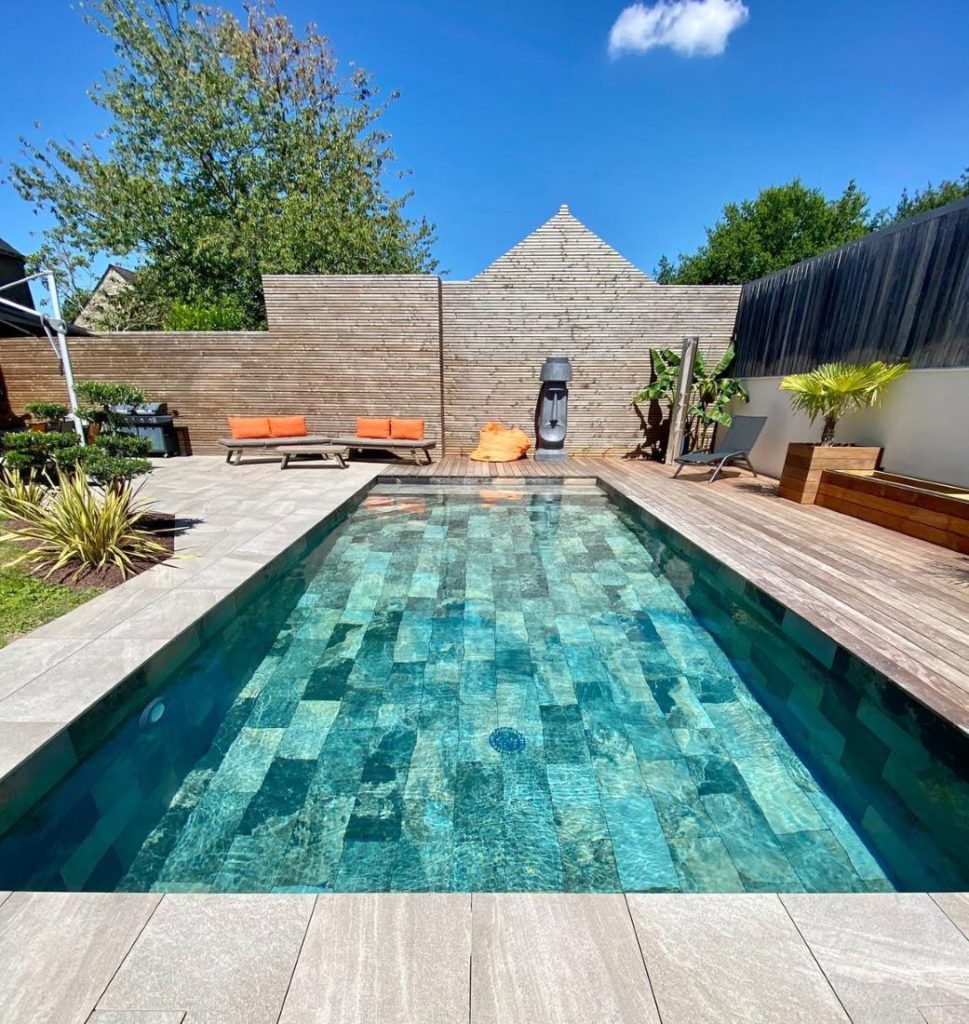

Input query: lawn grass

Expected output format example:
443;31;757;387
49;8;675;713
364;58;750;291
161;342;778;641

0;565;100;647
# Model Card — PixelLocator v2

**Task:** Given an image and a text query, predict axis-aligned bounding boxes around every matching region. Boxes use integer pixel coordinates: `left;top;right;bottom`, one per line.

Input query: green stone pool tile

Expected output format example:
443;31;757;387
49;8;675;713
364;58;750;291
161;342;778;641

669;833;747;892
620;702;681;762
662;679;727;759
275;792;356;889
60;781;145;890
861;799;967;890
502;759;564;891
334;839;397;891
623;571;684;614
587;725;651;800
465;558;494;602
303;658;353;701
561;642;611;684
463;599;496;661
805;790;891;884
238;756;317;839
459;659;497;702
777;828;874;893
293;606;343;642
154;788;252;886
703;700;778;759
569;572;614;612
391;833;453;891
594;558;631;589
344;778;404;845
554;613;597;646
631;641;681;681
212;833;289;892
276;701;341;761
408;569;441;600
206;727;284;796
881;752;969;855
734;755;826;836
601;793;680;892
316;726;373;786
332;687;383;730
539;704;588;765
451;838;506;891
321;621;367;663
532;651;578;707
700;791;804;892
454;761;503;844
393;612;433;663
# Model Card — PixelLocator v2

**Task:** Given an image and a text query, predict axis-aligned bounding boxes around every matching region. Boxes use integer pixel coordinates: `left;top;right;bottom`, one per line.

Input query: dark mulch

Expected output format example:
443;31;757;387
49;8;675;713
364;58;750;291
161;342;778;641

3;512;183;592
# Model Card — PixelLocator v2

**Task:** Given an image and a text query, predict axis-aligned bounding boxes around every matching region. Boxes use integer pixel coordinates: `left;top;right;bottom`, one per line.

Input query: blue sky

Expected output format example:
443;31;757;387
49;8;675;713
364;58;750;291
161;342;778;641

1;0;968;282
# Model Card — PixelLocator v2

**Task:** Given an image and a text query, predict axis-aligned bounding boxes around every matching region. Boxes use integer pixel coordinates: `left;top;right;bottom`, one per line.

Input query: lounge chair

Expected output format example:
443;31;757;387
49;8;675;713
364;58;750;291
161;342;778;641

672;415;766;482
218;416;330;465
321;418;436;465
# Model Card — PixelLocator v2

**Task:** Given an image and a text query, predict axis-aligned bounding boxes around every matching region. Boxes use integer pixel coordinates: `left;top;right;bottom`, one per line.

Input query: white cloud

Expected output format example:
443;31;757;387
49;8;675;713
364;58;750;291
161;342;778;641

608;0;749;58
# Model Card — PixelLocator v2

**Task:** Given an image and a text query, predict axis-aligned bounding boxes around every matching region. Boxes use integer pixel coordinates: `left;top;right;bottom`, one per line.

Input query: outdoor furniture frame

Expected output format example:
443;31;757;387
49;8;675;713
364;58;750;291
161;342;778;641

672;415;766;483
322;436;437;465
278;444;349;470
218;435;331;466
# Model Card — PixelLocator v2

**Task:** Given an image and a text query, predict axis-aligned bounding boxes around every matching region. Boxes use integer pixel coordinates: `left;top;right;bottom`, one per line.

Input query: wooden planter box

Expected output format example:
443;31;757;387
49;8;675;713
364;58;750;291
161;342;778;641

778;443;883;504
816;470;969;554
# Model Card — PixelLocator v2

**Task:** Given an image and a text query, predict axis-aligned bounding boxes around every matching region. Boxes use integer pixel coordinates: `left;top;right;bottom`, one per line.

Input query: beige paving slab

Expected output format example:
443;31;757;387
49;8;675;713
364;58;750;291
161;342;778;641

0;637;90;699
628;893;849;1024
279;893;470;1024
932;894;969;940
472;893;659;1024
87;1013;186;1024
782;893;969;1024
0;891;160;1024
98;894;315;1024
919;1006;969;1023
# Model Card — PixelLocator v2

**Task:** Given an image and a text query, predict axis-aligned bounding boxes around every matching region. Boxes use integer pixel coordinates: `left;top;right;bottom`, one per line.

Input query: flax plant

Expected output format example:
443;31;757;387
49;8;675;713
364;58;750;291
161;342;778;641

0;471;167;581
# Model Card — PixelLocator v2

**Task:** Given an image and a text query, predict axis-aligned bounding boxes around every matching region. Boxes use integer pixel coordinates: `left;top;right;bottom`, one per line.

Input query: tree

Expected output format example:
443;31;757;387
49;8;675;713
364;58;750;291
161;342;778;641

10;0;436;328
656;180;873;284
889;168;969;224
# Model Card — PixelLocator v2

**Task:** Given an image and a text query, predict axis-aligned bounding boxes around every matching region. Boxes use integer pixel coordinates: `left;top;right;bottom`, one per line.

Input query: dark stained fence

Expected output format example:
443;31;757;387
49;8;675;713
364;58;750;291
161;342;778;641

734;197;969;376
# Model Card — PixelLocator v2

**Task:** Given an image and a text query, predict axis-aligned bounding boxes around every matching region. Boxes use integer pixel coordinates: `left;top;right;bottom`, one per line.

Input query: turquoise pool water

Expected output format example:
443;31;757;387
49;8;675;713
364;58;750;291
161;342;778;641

1;483;968;892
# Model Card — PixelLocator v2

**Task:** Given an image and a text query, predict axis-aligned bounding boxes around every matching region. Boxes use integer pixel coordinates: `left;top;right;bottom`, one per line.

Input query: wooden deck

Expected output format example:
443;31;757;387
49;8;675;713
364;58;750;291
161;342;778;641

380;455;969;731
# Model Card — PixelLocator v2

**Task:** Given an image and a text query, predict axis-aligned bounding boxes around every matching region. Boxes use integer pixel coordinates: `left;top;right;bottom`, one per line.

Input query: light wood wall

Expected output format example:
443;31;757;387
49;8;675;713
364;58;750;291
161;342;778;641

442;208;741;454
0;212;741;457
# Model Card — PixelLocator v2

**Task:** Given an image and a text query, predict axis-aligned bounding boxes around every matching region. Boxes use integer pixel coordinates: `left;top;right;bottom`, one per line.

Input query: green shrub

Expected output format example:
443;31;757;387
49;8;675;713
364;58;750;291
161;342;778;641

1;430;152;489
1;431;80;477
164;298;248;331
0;469;49;521
74;380;147;431
24;401;69;424
0;470;167;580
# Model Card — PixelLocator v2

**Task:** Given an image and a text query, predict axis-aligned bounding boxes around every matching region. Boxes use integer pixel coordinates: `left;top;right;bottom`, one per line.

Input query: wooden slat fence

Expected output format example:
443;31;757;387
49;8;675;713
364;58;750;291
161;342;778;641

734;197;969;376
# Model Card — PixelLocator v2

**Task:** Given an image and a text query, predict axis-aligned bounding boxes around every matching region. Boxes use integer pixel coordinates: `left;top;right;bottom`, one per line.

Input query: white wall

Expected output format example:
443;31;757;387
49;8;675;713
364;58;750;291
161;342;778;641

733;369;969;488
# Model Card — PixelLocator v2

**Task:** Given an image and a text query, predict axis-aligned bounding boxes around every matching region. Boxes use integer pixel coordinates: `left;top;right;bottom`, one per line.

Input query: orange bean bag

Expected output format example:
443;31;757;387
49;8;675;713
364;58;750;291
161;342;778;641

469;422;531;462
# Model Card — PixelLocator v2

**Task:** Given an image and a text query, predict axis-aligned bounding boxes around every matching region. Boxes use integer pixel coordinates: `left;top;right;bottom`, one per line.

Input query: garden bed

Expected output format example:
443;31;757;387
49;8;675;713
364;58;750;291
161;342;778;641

816;469;969;554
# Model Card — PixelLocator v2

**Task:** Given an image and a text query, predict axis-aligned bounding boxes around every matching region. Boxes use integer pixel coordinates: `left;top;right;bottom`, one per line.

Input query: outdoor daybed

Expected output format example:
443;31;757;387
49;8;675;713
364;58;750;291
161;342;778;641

219;416;329;465
219;415;436;465
319;417;436;465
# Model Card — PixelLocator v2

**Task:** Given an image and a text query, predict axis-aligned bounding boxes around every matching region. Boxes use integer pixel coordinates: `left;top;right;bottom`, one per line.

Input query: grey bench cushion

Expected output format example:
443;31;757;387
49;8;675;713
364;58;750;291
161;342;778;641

218;435;330;449
324;437;436;450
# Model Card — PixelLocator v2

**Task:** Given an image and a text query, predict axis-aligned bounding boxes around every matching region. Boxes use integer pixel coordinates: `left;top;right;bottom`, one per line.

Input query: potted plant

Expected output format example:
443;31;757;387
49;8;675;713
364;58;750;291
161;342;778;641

777;361;908;504
74;380;146;442
24;401;69;433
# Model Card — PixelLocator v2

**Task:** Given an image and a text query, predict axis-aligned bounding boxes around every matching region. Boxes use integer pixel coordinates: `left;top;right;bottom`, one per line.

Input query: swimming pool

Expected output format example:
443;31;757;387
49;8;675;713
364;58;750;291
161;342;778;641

1;482;967;892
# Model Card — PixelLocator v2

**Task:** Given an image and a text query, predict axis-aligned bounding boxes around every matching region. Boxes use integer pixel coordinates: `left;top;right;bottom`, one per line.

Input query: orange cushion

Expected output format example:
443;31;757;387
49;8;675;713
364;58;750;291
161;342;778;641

268;415;308;438
228;416;271;440
390;417;425;441
356;417;391;439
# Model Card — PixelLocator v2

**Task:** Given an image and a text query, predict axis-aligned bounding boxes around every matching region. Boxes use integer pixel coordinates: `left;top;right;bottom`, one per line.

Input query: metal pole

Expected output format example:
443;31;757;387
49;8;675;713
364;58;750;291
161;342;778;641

665;335;698;465
44;270;86;444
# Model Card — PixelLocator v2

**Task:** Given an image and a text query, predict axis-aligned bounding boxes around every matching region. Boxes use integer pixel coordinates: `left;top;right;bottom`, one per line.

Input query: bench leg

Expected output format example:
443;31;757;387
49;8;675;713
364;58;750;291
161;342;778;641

336;453;348;469
225;449;234;465
419;447;433;466
280;453;290;470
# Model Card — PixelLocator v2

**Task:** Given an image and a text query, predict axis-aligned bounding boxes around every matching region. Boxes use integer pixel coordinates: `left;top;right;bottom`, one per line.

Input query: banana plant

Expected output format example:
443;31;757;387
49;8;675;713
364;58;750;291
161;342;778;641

633;343;749;454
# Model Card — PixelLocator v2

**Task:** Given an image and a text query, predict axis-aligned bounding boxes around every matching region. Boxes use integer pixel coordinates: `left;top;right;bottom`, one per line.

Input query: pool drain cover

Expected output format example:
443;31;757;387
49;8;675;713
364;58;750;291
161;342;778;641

489;727;526;754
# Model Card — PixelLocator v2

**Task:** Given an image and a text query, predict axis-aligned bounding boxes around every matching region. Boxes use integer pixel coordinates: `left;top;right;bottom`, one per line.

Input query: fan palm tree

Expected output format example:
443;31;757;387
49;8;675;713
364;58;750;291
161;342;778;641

780;361;908;445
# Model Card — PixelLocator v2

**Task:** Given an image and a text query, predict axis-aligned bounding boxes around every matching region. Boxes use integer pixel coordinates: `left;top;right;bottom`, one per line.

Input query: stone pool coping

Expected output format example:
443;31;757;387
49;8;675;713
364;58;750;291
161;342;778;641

0;460;387;831
1;890;969;1022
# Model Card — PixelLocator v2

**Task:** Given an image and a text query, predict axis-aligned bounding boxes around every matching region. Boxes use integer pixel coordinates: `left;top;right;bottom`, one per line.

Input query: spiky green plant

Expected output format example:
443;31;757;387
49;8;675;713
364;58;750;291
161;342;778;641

779;361;908;445
0;471;167;581
0;470;50;521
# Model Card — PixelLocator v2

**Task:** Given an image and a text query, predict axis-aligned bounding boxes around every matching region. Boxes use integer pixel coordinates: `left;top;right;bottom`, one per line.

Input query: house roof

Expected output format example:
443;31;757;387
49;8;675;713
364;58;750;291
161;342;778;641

0;236;25;261
473;204;655;284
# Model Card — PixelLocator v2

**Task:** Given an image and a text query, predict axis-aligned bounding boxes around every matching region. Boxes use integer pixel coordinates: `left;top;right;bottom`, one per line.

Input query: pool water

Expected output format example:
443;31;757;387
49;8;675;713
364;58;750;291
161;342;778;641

2;484;968;893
